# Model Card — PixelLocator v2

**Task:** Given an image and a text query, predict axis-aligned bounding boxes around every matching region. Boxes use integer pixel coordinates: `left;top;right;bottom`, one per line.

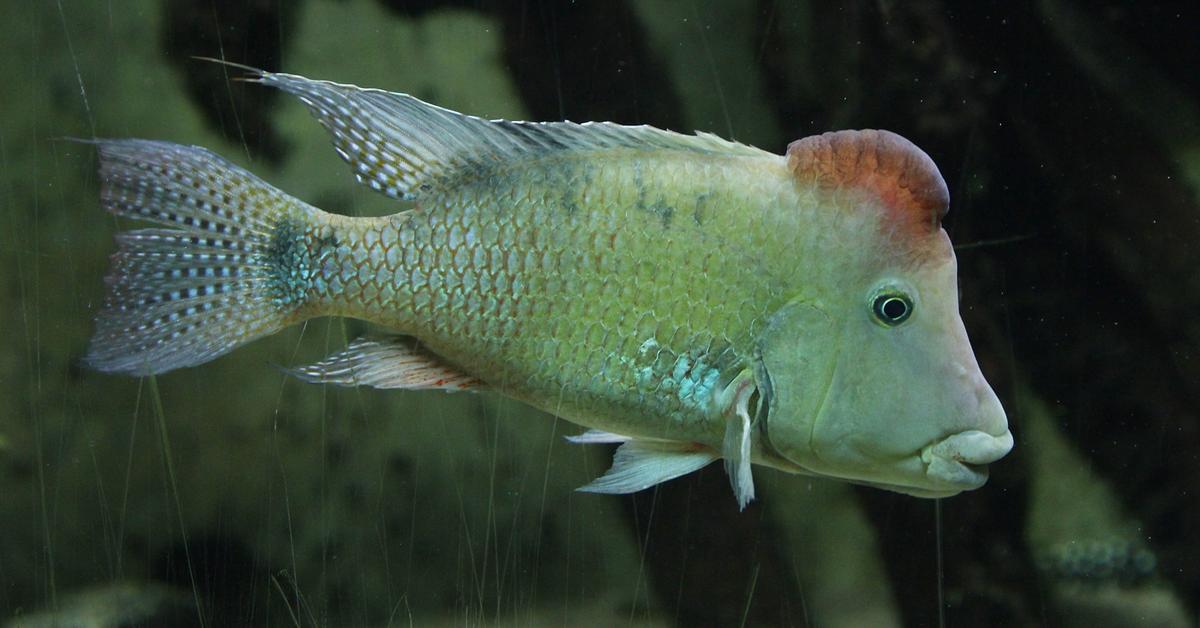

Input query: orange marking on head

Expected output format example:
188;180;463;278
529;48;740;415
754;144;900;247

786;130;949;239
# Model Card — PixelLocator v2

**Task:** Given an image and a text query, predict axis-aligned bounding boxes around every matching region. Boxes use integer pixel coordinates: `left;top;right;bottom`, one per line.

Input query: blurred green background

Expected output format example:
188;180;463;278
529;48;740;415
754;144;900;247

1;1;1197;626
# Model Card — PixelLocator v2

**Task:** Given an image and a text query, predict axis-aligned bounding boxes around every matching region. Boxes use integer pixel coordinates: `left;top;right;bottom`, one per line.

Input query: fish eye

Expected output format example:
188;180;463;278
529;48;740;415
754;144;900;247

872;293;913;326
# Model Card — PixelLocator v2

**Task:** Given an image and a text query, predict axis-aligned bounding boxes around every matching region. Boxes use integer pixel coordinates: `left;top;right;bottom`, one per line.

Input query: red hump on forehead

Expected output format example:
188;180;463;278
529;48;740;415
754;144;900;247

786;130;949;234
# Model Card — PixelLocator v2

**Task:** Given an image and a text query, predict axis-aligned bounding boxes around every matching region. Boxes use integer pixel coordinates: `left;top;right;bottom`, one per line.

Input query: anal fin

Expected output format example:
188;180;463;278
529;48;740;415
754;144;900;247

285;335;483;391
575;439;718;495
565;429;633;444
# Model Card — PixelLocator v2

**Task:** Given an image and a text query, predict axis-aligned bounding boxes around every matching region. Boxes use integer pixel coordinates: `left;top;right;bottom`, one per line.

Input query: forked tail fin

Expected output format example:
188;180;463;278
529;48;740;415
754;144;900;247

86;140;323;375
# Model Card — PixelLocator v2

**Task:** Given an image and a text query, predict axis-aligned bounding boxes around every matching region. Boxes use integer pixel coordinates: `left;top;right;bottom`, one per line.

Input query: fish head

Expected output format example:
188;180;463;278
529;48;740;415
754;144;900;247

755;129;1013;497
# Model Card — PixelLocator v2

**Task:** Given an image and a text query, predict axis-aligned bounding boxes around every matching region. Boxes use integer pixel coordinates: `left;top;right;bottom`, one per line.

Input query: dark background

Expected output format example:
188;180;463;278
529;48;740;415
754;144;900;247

1;1;1196;626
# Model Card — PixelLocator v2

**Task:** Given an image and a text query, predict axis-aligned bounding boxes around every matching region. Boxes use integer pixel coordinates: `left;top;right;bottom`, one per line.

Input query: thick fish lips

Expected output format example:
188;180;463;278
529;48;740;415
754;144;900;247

870;437;1011;498
925;352;1015;492
921;429;1015;489
847;433;1014;499
869;381;1013;498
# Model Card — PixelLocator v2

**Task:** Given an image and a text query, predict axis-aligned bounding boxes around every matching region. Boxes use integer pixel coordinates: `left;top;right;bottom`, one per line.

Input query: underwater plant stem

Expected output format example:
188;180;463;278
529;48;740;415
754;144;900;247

739;561;761;628
148;374;206;628
115;378;144;578
935;498;945;628
270;573;303;628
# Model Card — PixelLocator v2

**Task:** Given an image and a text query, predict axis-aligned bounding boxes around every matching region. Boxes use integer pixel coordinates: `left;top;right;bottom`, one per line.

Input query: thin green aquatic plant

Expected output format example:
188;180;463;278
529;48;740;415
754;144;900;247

148;374;205;628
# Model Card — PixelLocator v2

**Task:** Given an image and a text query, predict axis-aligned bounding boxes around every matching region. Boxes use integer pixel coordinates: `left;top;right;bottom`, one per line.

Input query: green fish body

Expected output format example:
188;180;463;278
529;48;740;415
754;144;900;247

313;152;796;441
87;69;1013;507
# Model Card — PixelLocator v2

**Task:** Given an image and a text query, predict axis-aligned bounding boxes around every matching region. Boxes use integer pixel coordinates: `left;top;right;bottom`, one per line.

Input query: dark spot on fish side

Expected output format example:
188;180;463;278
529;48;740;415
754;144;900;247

633;160;647;211
693;192;712;226
465;161;488;181
648;199;675;229
550;161;583;217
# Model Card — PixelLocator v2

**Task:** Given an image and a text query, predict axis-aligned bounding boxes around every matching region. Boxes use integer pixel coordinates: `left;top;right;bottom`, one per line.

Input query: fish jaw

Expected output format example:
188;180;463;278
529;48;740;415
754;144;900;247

847;427;1014;498
748;428;1015;498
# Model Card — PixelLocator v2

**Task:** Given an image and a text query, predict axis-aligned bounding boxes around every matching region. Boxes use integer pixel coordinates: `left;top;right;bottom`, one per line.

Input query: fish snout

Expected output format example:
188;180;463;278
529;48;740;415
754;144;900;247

921;429;1014;489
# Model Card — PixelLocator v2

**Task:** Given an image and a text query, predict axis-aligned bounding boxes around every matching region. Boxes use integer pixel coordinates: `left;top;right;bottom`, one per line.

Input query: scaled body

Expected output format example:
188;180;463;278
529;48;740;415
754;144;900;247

318;152;806;444
86;68;1013;507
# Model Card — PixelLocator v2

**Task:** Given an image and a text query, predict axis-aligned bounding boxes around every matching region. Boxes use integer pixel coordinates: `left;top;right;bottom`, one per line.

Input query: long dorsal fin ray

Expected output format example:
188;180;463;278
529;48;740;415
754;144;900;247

254;70;770;201
284;335;484;391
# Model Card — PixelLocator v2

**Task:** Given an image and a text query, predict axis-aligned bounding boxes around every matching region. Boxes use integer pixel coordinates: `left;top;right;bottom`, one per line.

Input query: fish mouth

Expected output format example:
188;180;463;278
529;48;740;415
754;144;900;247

920;429;1014;490
759;429;1015;499
848;430;1013;498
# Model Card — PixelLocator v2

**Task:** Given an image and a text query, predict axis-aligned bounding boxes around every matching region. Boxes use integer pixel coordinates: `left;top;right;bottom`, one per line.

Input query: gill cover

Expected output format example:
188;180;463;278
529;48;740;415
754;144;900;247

755;299;839;474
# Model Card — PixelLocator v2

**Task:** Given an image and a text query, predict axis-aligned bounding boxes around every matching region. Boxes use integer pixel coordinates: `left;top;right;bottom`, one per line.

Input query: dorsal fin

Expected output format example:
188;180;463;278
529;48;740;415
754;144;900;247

256;71;769;201
786;130;949;234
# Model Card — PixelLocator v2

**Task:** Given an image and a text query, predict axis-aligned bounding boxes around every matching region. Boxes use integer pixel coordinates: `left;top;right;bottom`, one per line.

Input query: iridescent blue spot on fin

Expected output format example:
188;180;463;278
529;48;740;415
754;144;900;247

285;335;484;392
84;139;319;375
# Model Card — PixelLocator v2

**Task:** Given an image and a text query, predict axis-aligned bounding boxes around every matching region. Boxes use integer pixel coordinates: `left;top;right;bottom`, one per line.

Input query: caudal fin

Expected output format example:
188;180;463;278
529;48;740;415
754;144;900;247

86;140;321;375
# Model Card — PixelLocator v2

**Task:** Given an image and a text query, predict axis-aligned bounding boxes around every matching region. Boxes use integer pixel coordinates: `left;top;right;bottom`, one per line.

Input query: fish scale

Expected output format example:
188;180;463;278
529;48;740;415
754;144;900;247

291;152;792;441
85;66;1013;507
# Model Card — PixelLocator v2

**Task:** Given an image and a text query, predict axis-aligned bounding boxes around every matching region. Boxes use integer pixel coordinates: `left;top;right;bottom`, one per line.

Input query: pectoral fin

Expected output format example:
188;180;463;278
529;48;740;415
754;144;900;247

717;369;759;510
575;438;718;495
285;336;483;391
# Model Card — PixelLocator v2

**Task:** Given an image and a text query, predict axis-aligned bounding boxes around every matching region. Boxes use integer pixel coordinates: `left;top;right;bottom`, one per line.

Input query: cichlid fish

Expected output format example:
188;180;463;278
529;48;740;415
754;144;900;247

85;67;1013;508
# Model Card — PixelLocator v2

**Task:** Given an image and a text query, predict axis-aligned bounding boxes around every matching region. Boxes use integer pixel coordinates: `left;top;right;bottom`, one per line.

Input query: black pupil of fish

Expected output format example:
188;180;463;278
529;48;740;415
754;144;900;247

876;295;910;324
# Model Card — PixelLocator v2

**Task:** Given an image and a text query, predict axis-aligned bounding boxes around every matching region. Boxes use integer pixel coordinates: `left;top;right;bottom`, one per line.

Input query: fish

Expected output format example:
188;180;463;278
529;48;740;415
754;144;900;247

83;66;1013;509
